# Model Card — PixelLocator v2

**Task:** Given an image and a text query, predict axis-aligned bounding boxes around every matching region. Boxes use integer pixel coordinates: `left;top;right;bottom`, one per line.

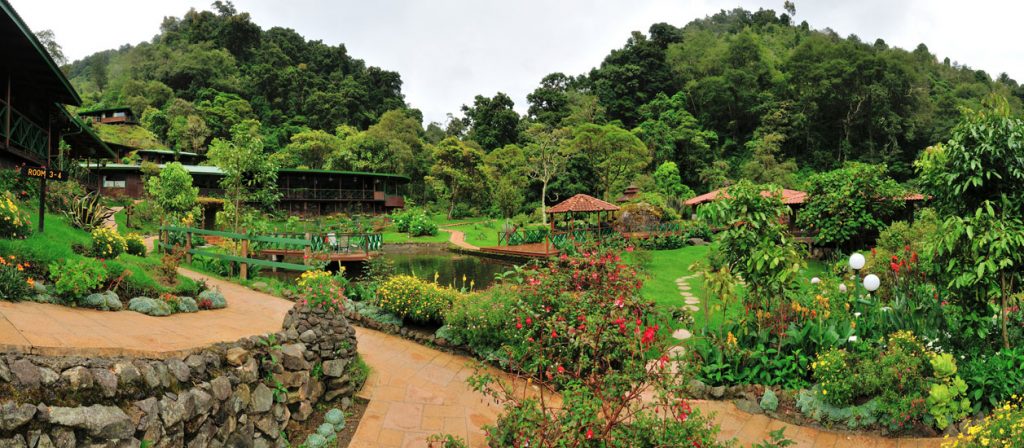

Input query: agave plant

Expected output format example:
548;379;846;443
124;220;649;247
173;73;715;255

63;192;114;231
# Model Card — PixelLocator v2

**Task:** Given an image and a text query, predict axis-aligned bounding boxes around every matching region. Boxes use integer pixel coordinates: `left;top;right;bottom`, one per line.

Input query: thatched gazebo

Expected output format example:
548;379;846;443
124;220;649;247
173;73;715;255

545;194;620;249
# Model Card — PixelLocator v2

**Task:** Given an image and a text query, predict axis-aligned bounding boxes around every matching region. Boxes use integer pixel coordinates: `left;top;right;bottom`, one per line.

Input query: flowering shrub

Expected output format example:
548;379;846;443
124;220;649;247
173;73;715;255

408;213;438;236
49;257;107;299
942;397;1024;448
91;227;128;258
443;285;520;361
0;256;34;301
376;275;462;323
0;192;31;239
812;349;856;405
124;233;147;256
296;269;347;313
461;249;736;447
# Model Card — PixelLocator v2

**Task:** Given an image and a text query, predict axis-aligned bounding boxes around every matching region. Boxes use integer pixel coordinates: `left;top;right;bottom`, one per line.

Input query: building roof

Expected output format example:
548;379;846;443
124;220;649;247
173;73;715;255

684;188;807;206
546;194;621;214
84;163;412;182
0;0;80;105
60;108;116;159
136;149;200;157
78;106;134;116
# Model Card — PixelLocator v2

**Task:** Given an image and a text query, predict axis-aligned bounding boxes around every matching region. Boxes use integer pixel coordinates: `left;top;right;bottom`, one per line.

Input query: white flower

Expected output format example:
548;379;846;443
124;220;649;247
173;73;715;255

880;307;892;312
848;336;858;342
811;277;821;284
838;284;848;293
854;312;861;318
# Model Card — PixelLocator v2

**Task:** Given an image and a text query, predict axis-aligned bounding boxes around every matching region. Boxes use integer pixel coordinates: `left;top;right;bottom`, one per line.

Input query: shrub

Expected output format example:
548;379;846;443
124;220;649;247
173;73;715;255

408;213;438;236
124;233;147;256
942;398;1024;448
443;285;521;361
376;275;461;324
45;179;86;214
0;192;31;239
0;256;34;301
91;227;127;258
812;349;857;406
80;291;122;311
296;270;347;312
64;192;114;231
49;257;107;299
177;296;199;313
927;353;971;430
198;288;227;309
961;347;1024;413
128;296;173;316
392;208;416;233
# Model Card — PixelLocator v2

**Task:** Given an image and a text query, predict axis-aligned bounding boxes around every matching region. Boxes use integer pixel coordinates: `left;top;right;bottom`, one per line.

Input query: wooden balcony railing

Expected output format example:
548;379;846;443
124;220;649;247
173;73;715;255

0;99;49;161
198;188;391;202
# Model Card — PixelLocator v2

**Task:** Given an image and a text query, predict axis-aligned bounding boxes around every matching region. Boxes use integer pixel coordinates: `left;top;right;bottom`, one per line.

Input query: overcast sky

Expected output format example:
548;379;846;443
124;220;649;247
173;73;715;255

10;0;1024;125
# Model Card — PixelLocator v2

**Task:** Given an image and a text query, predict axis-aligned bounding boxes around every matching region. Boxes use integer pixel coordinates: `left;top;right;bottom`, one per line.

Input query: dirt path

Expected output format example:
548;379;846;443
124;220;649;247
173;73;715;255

440;228;480;251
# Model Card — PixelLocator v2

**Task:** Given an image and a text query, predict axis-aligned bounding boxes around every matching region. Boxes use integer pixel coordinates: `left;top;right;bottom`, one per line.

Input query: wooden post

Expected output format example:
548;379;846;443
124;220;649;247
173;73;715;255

240;235;249;280
303;232;312;265
185;229;193;264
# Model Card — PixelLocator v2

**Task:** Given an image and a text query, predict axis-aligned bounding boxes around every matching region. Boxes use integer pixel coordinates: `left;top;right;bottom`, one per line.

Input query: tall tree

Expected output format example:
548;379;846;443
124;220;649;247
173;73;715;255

572;123;651;200
521;125;576;223
275;129;342;169
427;137;488;219
206;120;279;235
461;93;521;151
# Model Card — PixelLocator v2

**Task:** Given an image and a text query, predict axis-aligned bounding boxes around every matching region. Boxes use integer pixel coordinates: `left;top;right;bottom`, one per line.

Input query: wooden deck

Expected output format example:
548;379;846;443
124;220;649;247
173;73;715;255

257;248;376;262
479;243;560;258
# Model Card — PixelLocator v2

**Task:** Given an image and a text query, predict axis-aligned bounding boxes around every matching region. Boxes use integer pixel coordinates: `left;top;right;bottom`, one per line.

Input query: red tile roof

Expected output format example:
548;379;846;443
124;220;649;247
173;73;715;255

546;194;621;213
684;188;807;206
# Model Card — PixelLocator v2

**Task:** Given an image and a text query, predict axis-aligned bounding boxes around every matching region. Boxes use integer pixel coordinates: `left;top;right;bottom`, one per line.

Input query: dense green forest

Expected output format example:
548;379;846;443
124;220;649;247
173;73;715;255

64;2;1024;217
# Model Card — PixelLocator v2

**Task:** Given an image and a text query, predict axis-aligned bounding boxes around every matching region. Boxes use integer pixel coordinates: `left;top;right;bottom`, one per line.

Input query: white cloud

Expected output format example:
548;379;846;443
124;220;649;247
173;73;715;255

11;0;1024;125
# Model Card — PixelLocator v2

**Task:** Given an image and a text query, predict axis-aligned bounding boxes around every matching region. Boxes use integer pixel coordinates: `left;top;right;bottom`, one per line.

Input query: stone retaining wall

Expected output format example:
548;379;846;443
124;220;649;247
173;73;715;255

0;304;358;447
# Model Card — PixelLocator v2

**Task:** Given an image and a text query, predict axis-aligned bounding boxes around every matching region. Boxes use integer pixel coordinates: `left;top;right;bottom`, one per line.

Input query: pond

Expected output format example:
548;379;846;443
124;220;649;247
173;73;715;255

339;245;514;290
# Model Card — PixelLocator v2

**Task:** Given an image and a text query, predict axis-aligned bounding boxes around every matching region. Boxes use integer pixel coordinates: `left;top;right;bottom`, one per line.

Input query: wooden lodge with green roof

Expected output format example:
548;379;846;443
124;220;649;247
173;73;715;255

0;0;113;169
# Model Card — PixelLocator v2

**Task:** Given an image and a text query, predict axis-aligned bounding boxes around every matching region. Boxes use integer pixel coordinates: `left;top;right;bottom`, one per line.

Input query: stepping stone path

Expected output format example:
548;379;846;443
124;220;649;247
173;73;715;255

672;274;701;341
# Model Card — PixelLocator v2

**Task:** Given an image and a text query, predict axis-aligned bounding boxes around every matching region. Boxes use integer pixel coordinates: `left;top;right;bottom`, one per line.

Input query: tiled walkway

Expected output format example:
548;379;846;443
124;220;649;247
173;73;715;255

0;269;944;447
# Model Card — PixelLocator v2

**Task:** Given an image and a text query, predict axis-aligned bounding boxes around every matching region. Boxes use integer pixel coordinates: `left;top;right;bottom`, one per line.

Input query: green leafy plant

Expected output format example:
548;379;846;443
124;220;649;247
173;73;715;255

63;192;114;231
942;397;1024;447
124;233;147;256
376;274;463;324
296;270;346;312
0;256;33;302
49;257;107;299
927;353;971;430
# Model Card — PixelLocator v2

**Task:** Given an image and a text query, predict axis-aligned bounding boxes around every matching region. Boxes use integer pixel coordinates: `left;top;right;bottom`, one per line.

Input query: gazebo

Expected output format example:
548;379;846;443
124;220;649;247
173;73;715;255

545;194;621;250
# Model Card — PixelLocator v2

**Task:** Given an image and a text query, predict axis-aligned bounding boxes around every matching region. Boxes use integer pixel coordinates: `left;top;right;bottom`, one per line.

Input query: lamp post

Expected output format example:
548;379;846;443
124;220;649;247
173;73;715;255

847;252;880;293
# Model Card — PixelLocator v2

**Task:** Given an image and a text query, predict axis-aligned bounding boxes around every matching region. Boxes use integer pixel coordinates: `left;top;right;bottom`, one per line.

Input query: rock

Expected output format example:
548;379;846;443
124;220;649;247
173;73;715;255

60;366;94;391
710;385;726;399
254;413;278;437
165;358;191;383
0;402;36;431
340;397;352;410
137;362;161;389
0;359;10;383
91;369;118;398
159;396;187;427
292;401;313;422
114;362;140;386
734;398;763;415
38;367;59;386
321;359;347;378
687;379;708;398
185;355;206;374
238;357;259;383
0;435;26;448
34;435;54;448
49;428;74;448
9;359;40;388
226;347;250;367
211;376;232;401
190;388;214;417
688;238;708;246
48;405;134;439
280;344;310;370
299;330;317;343
251;383;274;413
132;397;159;430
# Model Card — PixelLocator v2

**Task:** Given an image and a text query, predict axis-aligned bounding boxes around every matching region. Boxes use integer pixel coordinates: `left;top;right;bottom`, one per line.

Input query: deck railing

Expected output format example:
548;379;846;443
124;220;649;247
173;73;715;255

158;226;382;279
197;188;384;202
0;99;49;161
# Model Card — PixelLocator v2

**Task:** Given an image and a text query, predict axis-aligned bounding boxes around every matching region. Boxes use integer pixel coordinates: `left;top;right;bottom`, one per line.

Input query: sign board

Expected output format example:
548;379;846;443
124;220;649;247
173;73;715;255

20;166;67;182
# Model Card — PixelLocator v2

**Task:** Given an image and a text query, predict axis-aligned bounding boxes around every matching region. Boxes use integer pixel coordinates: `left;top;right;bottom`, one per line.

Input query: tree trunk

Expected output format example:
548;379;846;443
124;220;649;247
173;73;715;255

541;180;548;225
1002;273;1010;349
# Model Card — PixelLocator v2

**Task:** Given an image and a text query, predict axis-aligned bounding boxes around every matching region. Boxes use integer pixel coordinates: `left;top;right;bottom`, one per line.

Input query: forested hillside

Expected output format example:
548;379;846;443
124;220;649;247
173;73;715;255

62;3;1024;215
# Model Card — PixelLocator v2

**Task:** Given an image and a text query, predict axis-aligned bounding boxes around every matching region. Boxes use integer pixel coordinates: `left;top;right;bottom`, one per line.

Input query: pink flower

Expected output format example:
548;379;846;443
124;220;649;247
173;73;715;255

625;246;634;253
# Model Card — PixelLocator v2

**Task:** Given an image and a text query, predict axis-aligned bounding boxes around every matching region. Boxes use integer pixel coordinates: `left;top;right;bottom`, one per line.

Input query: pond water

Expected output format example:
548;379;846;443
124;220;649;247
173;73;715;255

338;245;513;290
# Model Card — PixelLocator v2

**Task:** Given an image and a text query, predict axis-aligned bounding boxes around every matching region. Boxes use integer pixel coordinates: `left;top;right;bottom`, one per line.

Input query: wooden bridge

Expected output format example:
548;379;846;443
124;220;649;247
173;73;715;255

158;226;383;279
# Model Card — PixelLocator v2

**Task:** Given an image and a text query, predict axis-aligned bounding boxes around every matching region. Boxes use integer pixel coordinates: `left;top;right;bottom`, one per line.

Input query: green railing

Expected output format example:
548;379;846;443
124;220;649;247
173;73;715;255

0;101;48;161
498;227;549;246
158;226;383;279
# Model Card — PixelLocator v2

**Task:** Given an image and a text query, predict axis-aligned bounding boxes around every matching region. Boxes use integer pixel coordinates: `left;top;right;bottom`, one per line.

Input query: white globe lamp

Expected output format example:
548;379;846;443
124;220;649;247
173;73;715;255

863;274;880;292
811;277;821;284
849;253;866;271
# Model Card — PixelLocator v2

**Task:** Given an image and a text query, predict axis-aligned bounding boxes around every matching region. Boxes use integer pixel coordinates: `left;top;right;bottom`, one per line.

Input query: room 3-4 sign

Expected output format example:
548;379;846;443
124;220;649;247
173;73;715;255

20;166;67;182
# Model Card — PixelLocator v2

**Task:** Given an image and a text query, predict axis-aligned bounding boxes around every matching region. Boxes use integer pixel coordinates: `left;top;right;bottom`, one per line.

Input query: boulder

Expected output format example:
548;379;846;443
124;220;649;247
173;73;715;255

0;402;36;431
226;347;250;367
47;405;134;439
165;358;191;383
9;359;39;388
60;366;93;391
251;383;274;413
280;344;310;370
210;376;232;401
91;368;118;397
321;359;347;378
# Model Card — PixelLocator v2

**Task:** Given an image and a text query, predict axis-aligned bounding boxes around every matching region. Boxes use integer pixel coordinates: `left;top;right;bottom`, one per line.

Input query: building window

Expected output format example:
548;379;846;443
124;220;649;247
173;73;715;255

113;111;126;118
103;175;126;188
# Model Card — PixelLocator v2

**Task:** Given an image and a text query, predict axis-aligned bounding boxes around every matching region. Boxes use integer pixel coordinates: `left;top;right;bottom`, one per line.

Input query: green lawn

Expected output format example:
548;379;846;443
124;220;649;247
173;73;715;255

382;214;495;245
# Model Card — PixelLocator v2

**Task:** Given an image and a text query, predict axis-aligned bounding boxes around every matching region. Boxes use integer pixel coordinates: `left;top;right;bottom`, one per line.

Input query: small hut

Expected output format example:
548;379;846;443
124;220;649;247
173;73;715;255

545;194;620;249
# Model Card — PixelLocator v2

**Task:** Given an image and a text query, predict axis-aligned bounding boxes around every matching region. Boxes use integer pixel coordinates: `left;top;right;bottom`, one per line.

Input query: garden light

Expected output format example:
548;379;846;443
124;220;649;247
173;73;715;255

849;253;866;270
811;277;821;284
863;274;880;292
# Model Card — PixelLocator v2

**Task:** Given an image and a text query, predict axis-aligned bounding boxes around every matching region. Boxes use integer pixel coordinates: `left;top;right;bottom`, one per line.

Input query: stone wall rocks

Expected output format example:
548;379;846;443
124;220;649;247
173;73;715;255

0;304;359;447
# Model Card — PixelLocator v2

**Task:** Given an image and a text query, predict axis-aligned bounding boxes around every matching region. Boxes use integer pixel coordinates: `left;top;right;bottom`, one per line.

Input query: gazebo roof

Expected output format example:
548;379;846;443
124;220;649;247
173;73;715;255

684;188;807;206
546;194;621;214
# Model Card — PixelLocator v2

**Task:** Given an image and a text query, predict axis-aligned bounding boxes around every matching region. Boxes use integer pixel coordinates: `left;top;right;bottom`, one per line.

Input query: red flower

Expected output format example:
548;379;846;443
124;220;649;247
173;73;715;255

525;317;532;326
658;354;670;369
910;252;918;263
557;365;565;374
871;247;877;256
890;262;900;274
625;246;634;253
515;321;523;330
585;428;594;439
904;245;911;252
641;326;657;346
551;330;558;338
